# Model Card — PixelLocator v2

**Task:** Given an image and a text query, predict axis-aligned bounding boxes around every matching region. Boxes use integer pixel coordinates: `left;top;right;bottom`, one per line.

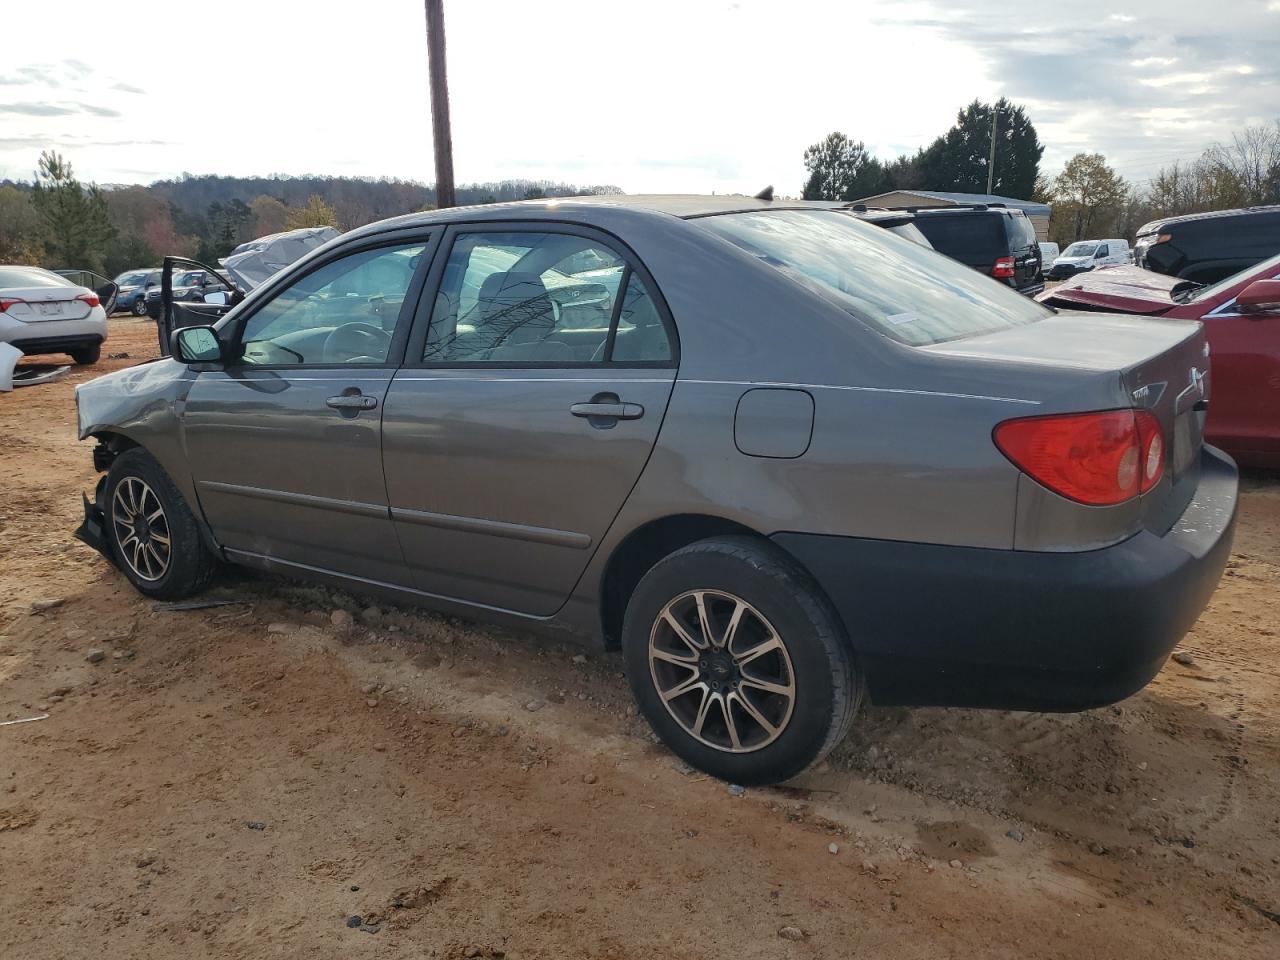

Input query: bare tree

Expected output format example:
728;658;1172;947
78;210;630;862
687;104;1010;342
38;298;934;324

1204;122;1280;206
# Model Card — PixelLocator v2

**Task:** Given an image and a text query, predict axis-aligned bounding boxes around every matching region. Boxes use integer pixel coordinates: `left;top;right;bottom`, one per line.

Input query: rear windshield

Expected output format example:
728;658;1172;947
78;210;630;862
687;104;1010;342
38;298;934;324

697;210;1049;346
911;213;1005;257
0;266;74;288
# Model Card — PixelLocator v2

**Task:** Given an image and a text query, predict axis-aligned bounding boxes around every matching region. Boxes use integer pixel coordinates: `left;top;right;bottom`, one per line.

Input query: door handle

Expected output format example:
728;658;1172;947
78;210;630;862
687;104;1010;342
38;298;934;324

570;392;644;429
570;401;644;419
326;393;378;410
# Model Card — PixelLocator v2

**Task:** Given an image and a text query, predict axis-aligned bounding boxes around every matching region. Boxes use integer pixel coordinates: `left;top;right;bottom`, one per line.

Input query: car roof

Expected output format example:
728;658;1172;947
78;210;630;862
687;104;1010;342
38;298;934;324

1137;203;1280;234
342;194;816;241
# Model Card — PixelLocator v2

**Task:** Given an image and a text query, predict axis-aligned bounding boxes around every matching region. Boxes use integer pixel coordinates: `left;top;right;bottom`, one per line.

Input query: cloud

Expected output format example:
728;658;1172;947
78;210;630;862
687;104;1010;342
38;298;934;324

111;81;146;94
0;101;121;118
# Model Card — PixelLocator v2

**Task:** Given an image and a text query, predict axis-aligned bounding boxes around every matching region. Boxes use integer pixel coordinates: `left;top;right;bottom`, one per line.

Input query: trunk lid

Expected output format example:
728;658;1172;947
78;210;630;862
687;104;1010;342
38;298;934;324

0;285;94;322
926;311;1210;528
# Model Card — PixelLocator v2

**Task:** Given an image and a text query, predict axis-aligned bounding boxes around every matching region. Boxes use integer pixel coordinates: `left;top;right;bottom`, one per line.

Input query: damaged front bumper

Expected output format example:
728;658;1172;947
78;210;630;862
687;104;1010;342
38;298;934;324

74;477;118;568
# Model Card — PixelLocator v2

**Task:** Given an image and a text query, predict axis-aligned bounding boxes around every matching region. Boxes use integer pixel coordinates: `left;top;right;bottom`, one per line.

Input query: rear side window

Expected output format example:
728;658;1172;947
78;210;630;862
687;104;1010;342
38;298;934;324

424;231;671;364
697;210;1049;347
912;213;1004;257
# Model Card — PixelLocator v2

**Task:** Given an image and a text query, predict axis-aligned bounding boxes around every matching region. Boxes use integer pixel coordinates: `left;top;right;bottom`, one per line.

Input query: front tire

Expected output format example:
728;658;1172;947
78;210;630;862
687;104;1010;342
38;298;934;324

622;536;860;785
132;296;148;316
103;449;220;599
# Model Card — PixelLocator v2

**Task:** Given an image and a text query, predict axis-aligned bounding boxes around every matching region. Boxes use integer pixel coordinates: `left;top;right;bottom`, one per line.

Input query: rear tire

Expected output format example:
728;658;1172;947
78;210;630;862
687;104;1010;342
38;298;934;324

103;449;220;599
622;535;860;785
70;343;101;365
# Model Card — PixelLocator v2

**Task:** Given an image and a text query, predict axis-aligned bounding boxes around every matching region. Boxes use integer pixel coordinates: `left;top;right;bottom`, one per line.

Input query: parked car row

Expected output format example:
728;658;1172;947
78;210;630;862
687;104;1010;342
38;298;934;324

74;194;1238;785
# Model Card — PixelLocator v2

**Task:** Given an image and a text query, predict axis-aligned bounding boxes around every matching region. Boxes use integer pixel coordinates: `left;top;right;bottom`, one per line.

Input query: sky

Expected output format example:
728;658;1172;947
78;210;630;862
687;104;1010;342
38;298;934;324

1;0;1277;195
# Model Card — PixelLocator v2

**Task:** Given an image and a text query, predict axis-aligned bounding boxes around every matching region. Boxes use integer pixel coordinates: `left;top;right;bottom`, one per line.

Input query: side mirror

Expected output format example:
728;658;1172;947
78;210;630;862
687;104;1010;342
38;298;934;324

171;325;224;364
1237;279;1280;315
204;291;229;305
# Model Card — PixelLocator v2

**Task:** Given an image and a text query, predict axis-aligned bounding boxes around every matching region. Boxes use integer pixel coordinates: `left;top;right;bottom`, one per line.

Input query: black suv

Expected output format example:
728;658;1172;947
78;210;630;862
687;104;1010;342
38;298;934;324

904;204;1043;295
1135;205;1280;284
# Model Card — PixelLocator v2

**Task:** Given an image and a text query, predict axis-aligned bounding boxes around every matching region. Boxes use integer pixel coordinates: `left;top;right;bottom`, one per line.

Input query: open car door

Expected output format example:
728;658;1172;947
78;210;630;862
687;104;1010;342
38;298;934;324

157;255;245;355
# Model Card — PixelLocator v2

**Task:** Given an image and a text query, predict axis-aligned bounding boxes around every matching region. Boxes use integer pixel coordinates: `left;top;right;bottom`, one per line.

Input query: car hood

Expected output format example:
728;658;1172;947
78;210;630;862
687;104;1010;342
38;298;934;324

1037;265;1179;315
1052;256;1092;268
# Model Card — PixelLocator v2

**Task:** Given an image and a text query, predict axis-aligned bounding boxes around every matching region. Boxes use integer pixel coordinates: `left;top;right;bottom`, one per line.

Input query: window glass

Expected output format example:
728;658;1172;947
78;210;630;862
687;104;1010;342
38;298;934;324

1096;244;1109;257
424;232;627;364
911;213;1004;258
611;273;671;362
1062;241;1098;257
697;210;1049;347
237;243;425;365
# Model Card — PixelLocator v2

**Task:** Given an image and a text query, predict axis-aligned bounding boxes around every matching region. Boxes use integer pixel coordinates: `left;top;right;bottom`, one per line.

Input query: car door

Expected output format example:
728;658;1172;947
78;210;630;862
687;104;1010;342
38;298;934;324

181;235;434;586
381;224;678;616
1200;267;1280;459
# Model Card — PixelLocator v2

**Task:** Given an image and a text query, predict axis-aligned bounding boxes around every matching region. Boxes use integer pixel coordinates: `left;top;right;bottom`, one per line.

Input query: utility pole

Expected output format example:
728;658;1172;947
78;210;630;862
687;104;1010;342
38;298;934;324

425;0;456;208
985;104;999;194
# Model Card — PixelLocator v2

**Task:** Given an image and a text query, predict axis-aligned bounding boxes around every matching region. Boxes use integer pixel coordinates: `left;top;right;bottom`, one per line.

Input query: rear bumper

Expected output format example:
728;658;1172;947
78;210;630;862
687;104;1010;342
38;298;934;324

6;333;105;356
773;446;1238;711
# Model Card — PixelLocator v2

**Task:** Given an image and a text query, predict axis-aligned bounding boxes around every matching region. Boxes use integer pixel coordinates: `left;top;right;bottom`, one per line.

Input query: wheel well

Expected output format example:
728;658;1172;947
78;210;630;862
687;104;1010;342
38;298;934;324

90;431;139;472
599;514;762;648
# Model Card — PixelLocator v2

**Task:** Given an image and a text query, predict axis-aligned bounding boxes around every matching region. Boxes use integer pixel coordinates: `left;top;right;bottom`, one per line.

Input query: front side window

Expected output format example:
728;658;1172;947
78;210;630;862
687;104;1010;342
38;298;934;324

424;231;670;364
236;242;425;365
1096;244;1109;258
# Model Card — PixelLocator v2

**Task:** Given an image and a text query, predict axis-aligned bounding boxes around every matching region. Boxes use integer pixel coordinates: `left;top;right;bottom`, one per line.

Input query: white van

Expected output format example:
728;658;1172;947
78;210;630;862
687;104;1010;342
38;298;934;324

1048;239;1132;279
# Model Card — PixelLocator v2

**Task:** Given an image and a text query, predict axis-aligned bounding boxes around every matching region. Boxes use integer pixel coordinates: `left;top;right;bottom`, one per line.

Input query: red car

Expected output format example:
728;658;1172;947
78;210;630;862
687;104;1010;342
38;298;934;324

1039;254;1280;468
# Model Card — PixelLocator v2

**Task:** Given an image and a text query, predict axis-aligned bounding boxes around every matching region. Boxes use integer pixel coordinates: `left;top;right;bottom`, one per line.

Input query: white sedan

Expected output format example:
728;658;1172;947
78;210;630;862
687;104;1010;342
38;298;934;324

0;265;109;365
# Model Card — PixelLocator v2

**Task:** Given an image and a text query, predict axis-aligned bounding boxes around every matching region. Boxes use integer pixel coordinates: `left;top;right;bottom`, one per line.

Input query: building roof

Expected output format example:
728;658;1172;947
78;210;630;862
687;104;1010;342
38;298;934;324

855;189;1051;218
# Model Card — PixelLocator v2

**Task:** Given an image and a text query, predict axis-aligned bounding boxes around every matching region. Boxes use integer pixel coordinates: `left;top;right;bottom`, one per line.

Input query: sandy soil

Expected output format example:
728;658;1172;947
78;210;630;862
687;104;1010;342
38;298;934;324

2;318;1278;959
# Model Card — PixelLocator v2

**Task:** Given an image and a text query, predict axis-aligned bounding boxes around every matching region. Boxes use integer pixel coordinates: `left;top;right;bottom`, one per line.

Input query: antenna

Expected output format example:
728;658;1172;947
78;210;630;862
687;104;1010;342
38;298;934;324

753;185;774;201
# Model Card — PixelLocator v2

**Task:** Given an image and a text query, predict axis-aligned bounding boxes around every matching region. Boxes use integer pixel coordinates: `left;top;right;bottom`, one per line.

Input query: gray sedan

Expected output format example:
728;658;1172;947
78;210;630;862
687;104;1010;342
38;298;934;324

73;196;1237;784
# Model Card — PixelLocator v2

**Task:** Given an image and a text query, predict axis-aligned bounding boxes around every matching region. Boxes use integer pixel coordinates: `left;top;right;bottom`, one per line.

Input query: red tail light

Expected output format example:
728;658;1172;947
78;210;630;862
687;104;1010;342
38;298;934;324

76;293;100;308
992;256;1016;279
994;409;1164;506
0;297;25;312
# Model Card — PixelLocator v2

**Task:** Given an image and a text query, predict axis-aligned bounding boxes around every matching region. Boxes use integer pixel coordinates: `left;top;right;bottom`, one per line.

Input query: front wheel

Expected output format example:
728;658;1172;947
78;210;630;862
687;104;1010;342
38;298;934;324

131;296;148;316
622;536;860;785
103;448;220;599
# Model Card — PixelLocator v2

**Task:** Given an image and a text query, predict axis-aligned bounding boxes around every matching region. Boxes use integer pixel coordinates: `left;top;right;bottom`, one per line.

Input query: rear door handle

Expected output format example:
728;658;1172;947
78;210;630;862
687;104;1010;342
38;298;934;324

570;401;644;419
570;392;644;429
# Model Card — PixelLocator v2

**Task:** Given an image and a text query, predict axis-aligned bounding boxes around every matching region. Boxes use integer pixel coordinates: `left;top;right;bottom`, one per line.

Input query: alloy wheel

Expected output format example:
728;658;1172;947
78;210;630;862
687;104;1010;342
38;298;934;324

111;476;172;582
648;589;796;753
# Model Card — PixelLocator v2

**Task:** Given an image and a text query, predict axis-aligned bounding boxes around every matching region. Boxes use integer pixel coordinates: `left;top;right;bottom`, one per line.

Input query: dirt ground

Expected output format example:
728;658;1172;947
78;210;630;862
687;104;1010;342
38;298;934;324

2;317;1278;959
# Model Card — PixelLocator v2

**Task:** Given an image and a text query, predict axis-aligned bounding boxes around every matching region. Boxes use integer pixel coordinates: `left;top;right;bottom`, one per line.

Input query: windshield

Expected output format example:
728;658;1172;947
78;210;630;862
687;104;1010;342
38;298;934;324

1061;242;1098;258
696;210;1049;347
1190;250;1280;304
115;271;147;285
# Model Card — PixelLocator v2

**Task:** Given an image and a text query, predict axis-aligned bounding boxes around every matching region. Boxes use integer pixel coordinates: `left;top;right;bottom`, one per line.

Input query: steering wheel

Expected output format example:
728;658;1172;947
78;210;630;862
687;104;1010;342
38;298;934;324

323;322;392;363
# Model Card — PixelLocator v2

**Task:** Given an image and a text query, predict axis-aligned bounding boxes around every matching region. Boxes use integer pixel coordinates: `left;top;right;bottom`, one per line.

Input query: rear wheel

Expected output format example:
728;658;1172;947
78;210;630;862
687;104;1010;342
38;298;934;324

70;343;101;365
103;449;220;599
622;536;860;785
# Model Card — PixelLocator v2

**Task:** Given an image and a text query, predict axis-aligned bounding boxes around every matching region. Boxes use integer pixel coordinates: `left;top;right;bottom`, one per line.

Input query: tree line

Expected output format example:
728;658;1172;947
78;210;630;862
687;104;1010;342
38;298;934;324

0;153;620;278
1042;122;1280;245
802;100;1280;245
